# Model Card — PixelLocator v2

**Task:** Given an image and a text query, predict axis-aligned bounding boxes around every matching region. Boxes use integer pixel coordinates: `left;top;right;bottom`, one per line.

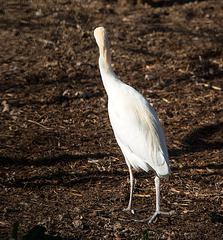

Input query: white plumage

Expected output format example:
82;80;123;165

94;27;175;225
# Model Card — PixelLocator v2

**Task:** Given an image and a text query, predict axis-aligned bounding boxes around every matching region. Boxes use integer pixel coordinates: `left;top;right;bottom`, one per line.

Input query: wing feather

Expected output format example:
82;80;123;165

108;84;170;177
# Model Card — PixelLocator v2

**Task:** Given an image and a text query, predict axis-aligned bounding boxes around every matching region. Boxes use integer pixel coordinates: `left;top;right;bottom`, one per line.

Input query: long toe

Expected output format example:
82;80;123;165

132;210;176;224
123;207;145;215
148;210;176;225
147;211;159;225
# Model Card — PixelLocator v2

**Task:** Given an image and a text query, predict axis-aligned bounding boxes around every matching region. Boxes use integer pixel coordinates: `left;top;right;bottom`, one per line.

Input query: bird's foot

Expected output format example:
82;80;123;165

123;206;145;215
132;210;176;225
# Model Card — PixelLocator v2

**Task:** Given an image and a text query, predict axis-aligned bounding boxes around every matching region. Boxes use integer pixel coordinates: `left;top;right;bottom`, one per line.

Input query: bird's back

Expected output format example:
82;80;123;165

108;83;171;177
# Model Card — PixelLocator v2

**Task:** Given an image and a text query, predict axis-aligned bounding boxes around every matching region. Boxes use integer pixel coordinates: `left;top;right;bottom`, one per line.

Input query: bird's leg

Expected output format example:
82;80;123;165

123;165;134;213
133;176;176;224
155;175;161;212
147;176;176;225
123;165;145;214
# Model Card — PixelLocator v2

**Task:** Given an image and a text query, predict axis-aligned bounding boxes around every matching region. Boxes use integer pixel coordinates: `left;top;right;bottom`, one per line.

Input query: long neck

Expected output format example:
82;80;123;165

98;53;122;98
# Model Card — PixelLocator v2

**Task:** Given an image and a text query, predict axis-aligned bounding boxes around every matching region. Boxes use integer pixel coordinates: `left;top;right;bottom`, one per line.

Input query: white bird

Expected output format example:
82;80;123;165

94;27;175;225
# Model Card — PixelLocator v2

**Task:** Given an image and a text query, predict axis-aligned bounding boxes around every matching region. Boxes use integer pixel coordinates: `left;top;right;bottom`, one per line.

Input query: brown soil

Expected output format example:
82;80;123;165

0;0;223;239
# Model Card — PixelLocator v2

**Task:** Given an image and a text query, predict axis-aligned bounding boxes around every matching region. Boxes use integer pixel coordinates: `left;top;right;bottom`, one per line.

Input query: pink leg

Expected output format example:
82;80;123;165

123;165;134;213
123;164;145;214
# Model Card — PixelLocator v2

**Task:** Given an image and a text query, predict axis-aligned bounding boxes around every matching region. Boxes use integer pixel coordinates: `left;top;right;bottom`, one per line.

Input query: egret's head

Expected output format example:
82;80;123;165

94;27;111;67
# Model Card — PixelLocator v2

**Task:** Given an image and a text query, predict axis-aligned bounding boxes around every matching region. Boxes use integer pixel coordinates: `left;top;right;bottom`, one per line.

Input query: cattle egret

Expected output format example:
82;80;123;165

94;27;175;225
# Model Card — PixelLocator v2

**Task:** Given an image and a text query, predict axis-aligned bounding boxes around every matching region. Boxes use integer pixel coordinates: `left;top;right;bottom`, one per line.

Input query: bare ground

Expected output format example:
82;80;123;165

0;0;223;239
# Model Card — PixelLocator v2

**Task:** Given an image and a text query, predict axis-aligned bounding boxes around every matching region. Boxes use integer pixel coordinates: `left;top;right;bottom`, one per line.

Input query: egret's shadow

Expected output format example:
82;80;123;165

183;122;223;151
169;121;223;157
169;122;223;173
1;153;127;190
0;153;110;167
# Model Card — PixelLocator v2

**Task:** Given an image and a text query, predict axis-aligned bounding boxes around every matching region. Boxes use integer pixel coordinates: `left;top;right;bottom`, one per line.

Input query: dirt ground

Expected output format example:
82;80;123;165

0;0;223;239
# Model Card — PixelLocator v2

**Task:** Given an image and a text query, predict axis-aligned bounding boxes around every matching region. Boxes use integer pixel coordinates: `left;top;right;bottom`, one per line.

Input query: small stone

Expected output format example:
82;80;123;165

72;219;83;229
145;74;154;81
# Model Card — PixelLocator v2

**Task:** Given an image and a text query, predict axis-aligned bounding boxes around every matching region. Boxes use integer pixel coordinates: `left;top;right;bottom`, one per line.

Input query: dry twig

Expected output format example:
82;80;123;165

27;120;53;130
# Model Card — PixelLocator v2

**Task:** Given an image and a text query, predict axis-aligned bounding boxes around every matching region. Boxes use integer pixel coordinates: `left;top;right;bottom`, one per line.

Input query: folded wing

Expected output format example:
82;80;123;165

108;85;170;177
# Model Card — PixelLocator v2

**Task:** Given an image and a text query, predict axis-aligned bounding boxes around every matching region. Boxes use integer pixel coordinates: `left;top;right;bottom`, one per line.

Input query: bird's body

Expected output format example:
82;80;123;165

108;84;170;176
94;27;175;224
